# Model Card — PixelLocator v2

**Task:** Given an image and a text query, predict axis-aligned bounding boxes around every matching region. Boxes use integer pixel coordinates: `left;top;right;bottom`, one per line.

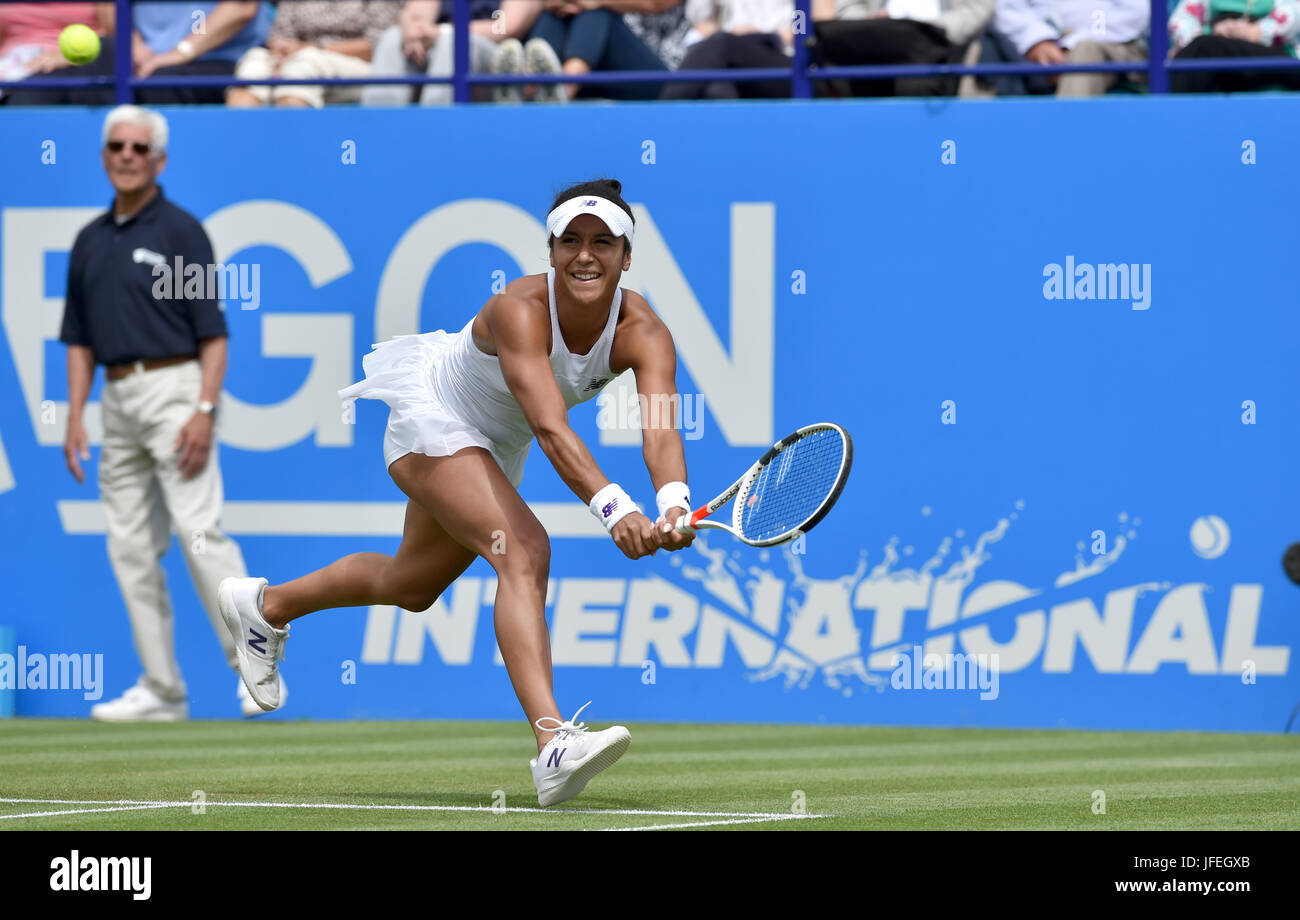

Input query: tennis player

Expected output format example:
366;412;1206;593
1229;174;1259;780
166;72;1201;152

219;178;695;806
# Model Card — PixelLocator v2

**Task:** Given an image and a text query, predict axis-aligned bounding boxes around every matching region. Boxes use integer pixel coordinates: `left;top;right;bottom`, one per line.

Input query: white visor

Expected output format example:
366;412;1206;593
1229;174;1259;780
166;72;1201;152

546;195;634;247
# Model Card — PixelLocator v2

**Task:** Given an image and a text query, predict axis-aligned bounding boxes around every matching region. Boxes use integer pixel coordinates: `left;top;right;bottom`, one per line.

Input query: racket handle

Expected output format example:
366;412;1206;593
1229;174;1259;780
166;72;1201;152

675;506;707;534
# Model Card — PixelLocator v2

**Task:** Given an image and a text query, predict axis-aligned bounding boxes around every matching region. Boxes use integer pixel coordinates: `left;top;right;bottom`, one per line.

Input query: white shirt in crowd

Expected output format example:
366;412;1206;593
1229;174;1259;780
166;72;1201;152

685;0;795;37
994;0;1150;53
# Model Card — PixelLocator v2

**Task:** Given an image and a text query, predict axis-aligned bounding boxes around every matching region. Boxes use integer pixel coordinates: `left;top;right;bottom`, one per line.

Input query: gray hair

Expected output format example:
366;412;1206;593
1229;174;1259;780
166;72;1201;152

102;105;168;153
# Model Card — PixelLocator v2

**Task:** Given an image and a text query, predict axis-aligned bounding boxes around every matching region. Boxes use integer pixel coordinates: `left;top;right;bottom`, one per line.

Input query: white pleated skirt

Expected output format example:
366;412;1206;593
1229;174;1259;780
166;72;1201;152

338;332;527;487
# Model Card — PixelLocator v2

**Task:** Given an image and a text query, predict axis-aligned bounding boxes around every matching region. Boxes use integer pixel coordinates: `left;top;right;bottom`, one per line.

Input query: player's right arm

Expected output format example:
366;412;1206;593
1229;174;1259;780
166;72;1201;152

488;293;657;559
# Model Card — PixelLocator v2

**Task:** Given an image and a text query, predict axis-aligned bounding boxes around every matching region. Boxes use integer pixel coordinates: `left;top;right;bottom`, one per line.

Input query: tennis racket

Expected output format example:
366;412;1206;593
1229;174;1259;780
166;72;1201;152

675;422;853;547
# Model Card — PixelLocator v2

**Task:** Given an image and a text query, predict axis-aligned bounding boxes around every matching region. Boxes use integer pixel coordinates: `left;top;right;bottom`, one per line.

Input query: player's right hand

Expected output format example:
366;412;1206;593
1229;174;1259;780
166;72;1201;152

611;512;658;560
652;506;695;552
64;418;89;484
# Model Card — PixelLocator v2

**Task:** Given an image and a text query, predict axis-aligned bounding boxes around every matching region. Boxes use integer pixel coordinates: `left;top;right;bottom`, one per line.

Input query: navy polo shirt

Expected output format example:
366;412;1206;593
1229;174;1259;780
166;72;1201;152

60;187;228;368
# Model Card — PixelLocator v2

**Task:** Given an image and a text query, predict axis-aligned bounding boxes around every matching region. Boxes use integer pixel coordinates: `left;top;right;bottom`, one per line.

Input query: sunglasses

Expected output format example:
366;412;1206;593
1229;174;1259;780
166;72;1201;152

105;140;152;155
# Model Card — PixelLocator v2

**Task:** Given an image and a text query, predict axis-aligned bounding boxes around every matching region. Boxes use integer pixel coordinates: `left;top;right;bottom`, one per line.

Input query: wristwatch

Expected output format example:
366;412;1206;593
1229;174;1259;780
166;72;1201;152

177;39;197;61
197;400;217;419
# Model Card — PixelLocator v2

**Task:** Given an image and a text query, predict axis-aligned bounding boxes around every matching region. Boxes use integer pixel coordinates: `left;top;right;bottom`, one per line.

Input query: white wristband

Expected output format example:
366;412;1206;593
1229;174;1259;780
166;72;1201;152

589;483;636;533
656;481;692;520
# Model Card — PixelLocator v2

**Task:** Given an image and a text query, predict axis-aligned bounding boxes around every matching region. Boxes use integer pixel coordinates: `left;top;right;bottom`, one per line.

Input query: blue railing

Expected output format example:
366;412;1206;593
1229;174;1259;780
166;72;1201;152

2;0;1298;102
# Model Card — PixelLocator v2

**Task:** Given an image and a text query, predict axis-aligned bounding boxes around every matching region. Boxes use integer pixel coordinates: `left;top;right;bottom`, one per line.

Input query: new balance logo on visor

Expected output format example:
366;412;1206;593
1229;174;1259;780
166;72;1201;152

547;748;565;768
601;499;618;519
583;199;598;206
248;629;267;654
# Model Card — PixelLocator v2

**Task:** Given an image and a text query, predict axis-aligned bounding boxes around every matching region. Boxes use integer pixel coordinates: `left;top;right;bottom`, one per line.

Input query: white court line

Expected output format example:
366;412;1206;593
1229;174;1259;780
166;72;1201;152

610;815;825;831
0;804;180;821
0;797;829;827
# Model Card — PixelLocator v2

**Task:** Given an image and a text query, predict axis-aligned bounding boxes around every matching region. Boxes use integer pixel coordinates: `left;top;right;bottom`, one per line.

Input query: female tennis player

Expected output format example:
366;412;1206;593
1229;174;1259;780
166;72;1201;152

218;179;695;807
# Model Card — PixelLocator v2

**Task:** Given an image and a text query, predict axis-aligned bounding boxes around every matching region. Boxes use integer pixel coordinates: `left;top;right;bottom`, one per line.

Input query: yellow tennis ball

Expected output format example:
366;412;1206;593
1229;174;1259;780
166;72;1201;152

58;24;101;66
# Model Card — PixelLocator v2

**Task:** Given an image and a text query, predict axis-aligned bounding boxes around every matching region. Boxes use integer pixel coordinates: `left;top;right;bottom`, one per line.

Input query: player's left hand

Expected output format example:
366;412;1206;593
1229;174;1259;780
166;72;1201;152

653;506;695;552
173;412;214;479
611;511;658;560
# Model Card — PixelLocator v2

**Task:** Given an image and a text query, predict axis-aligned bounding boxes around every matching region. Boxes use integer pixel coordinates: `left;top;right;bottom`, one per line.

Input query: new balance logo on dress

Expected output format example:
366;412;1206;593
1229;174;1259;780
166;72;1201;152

584;378;609;392
248;629;267;654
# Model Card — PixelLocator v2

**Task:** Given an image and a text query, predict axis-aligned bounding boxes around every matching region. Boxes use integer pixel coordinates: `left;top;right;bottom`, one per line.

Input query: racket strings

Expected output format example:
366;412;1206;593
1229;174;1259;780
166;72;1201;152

738;428;846;542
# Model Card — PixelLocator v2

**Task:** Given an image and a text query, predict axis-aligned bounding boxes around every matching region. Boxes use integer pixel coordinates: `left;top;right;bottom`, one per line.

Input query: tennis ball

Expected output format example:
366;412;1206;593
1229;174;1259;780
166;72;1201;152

58;24;101;66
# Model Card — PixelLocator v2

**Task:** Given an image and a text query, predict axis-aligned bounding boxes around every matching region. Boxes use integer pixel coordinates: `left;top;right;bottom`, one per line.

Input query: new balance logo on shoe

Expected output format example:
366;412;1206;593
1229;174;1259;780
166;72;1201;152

248;629;267;654
546;748;565;768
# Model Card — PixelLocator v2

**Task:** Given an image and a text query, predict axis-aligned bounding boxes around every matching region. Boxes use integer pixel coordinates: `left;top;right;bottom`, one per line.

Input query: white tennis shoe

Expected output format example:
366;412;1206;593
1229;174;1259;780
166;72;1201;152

524;38;567;103
492;38;524;103
237;675;287;718
218;576;288;712
90;682;187;722
529;702;630;807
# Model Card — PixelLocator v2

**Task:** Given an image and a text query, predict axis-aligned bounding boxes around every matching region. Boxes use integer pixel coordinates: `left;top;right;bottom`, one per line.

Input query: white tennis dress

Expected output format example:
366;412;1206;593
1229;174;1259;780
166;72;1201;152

338;269;622;487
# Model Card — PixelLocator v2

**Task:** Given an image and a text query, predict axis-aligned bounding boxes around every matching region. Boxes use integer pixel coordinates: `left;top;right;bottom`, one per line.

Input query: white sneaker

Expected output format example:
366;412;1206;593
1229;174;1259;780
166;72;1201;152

524;38;568;103
529;702;630;807
218;576;288;712
492;37;524;103
237;675;287;718
90;682;187;722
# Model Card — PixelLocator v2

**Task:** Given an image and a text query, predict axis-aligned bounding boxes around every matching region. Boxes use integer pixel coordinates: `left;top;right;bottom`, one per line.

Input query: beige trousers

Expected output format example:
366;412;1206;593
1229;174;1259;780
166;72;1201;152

234;45;372;107
99;360;246;702
1057;40;1147;97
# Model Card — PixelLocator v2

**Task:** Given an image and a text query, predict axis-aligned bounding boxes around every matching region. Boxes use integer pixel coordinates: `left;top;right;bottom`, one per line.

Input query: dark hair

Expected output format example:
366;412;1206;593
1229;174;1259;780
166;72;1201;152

548;178;634;254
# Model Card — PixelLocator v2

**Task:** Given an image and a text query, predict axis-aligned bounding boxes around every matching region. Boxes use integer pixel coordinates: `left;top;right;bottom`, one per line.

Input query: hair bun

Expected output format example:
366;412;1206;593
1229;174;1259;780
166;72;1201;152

597;179;622;195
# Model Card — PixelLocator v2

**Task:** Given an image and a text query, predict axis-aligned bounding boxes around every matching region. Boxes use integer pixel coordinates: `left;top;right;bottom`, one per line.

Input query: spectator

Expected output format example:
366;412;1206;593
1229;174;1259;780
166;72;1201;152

6;2;270;105
132;1;273;104
495;0;673;103
660;0;815;99
625;0;693;69
63;106;275;721
974;0;1148;97
363;0;537;106
1169;0;1300;92
0;3;113;101
226;1;400;107
810;0;994;97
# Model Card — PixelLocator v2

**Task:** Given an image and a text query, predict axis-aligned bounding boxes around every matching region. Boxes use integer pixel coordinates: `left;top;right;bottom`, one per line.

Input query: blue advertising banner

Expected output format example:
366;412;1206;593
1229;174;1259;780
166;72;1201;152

1;99;1296;730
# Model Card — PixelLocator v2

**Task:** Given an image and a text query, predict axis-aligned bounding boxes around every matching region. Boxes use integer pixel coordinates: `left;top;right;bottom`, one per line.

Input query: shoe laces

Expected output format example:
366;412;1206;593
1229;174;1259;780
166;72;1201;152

535;700;593;742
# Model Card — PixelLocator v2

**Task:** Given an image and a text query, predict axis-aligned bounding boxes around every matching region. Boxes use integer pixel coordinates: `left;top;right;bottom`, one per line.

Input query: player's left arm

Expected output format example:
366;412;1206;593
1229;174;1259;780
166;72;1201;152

612;295;695;551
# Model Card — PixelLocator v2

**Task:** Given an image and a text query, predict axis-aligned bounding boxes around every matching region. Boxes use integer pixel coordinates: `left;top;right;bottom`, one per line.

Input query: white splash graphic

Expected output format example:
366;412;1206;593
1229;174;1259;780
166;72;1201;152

671;501;1029;696
1056;512;1141;588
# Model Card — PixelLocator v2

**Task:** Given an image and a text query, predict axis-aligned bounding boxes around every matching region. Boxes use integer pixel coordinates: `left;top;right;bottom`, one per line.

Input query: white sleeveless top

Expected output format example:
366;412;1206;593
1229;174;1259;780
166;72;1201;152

432;268;623;458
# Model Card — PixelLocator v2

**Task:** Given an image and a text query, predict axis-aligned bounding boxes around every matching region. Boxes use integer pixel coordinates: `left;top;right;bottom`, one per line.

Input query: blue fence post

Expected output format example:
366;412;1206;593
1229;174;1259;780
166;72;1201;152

792;0;813;99
115;0;133;104
1148;0;1170;92
453;0;471;103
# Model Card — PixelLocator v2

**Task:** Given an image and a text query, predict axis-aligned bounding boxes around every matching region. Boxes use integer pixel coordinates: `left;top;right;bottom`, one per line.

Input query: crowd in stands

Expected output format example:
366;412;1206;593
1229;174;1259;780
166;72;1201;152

1;0;1298;104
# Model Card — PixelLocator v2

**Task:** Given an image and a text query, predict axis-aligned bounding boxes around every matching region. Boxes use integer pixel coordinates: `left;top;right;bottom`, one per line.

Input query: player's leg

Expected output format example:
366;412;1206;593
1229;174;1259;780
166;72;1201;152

260;498;476;627
386;448;562;751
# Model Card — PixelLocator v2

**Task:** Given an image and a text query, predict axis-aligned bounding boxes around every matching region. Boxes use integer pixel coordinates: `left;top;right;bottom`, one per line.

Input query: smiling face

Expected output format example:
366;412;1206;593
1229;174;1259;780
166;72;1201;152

548;213;632;308
101;121;166;197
